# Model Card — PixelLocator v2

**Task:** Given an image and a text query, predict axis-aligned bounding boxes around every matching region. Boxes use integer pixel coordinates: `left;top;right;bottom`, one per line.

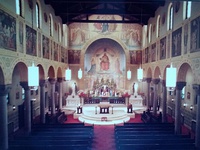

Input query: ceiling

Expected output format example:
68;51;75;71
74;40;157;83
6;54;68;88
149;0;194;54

44;0;168;25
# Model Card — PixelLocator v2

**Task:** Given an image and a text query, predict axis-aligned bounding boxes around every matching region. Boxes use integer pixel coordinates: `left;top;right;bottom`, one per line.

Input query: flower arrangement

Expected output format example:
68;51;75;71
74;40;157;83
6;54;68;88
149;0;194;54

122;92;131;98
78;91;87;98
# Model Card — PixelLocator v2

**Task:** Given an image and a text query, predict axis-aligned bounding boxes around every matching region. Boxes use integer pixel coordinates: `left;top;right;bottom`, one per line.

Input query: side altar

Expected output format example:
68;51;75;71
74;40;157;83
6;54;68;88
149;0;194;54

66;95;80;107
129;95;143;106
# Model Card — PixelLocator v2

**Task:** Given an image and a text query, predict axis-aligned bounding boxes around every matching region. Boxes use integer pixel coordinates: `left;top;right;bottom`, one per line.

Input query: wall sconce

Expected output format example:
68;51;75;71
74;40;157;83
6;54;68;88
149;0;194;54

166;63;177;91
28;62;39;89
190;105;193;111
137;66;143;82
183;103;187;108
13;105;16;111
127;69;131;80
78;68;82;79
65;67;71;81
171;98;174;102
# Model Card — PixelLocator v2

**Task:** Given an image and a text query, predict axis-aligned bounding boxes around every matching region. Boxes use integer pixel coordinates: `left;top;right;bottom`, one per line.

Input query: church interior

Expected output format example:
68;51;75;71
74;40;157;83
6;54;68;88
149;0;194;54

0;0;200;149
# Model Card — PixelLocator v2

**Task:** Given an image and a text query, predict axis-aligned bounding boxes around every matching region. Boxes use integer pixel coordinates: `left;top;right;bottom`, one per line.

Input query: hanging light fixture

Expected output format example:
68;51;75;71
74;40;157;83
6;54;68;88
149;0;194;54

78;68;82;79
137;65;143;82
127;69;131;80
166;63;177;91
65;67;71;81
28;62;39;88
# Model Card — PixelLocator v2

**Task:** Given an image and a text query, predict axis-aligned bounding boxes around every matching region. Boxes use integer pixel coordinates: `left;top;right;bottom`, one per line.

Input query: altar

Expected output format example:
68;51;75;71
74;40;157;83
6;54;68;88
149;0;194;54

129;95;143;106
98;102;111;114
66;95;80;107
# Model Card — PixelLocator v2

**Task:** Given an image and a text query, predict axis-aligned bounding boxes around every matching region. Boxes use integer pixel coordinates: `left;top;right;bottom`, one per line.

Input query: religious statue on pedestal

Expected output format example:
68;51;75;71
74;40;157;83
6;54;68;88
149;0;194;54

71;82;76;96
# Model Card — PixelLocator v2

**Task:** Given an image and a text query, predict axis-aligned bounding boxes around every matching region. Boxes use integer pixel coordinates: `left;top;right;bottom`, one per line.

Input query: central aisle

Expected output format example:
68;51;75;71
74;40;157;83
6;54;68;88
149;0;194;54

92;125;116;150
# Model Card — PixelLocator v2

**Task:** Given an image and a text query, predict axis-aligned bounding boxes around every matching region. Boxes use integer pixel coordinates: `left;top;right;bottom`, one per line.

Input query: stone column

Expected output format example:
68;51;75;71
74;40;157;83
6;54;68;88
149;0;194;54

152;78;160;116
0;85;11;150
57;77;63;109
48;78;56;115
175;81;186;134
161;80;167;123
39;80;46;124
20;81;31;134
146;78;152;109
193;84;200;148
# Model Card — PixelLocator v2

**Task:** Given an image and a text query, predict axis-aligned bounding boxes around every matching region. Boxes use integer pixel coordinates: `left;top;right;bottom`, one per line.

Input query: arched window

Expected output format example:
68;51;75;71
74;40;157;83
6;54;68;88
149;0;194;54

36;2;40;28
168;3;173;30
16;0;23;16
58;23;62;42
148;24;152;43
183;1;191;20
156;15;161;38
49;14;53;36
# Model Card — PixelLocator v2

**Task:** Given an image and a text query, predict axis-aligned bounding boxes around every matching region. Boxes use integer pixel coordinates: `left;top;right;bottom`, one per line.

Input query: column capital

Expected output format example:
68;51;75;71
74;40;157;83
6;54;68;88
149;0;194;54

176;81;186;90
146;78;152;83
20;81;30;90
39;79;46;87
48;78;56;84
193;84;200;95
0;84;11;96
152;78;160;84
57;77;64;83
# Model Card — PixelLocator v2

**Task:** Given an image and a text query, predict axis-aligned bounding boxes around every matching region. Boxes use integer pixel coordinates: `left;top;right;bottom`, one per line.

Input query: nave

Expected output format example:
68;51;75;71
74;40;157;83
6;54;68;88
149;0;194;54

7;112;197;150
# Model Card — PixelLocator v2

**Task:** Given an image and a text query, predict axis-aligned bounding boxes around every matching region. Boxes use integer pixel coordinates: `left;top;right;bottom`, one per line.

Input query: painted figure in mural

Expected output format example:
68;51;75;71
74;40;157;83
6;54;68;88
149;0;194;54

102;22;109;33
100;53;109;71
115;57;122;74
94;16;102;32
127;29;140;46
88;57;96;74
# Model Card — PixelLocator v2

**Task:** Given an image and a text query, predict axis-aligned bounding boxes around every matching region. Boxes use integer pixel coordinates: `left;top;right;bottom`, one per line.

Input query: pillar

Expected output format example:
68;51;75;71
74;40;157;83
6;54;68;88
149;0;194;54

175;81;186;134
161;80;167;123
39;80;46;124
152;78;160;116
48;78;56;115
57;77;63;109
0;85;11;150
193;84;200;148
146;78;152;109
20;81;31;134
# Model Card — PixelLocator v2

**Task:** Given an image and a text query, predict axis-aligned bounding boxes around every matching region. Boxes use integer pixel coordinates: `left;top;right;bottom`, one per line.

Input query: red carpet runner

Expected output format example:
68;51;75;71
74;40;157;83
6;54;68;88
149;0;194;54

92;125;116;150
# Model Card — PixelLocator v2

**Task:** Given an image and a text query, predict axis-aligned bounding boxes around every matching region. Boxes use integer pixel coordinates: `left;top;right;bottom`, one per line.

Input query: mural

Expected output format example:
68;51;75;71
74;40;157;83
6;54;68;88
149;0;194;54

53;42;58;61
42;35;50;59
61;47;67;63
160;37;166;60
144;47;149;63
93;15;117;33
184;23;188;54
121;24;142;49
129;50;142;64
26;25;36;56
69;23;89;46
0;9;16;51
84;39;126;90
38;32;41;57
68;16;142;51
151;43;156;62
190;16;200;53
18;21;23;52
172;27;182;57
68;50;81;64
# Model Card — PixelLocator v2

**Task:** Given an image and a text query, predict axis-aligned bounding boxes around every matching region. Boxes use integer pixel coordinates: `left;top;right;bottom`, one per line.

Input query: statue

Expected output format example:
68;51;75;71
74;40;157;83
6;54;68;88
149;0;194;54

71;82;76;96
133;82;138;96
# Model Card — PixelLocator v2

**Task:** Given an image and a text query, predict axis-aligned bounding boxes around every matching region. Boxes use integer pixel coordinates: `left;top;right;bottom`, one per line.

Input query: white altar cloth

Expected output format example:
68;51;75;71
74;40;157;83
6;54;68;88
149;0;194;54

129;95;143;106
98;102;111;108
66;95;80;106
